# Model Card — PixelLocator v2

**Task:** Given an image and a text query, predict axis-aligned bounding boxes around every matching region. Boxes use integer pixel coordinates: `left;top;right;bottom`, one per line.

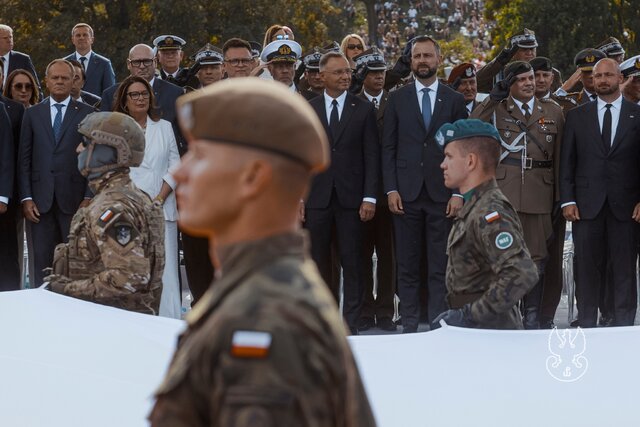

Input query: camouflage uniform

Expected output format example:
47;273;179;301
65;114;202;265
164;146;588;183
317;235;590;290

446;179;538;329
47;170;165;314
149;231;376;427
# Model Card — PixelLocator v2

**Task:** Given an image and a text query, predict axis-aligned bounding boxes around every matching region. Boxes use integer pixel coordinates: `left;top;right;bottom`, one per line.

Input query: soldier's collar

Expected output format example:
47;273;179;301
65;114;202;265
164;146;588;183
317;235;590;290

457;178;499;219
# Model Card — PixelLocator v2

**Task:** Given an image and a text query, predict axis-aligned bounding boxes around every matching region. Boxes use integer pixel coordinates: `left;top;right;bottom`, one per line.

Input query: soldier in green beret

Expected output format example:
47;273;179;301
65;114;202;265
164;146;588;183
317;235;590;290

433;119;538;329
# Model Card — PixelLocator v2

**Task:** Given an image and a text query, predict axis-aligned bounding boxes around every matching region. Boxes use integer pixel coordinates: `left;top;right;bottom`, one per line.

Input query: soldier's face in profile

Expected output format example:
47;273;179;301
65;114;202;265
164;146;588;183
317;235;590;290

173;141;242;235
441;141;470;190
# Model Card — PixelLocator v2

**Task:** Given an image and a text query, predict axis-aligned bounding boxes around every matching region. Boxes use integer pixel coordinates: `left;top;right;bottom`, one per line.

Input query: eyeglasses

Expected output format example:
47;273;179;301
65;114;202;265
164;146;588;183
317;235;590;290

13;82;32;90
347;44;364;50
127;90;150;100
128;58;154;67
225;58;253;66
326;68;352;76
275;34;290;40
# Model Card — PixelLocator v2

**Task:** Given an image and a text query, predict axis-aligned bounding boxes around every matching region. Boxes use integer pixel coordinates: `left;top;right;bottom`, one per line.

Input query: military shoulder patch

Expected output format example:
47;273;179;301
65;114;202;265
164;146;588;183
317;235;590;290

484;211;501;223
495;231;514;250
106;221;138;248
231;330;272;359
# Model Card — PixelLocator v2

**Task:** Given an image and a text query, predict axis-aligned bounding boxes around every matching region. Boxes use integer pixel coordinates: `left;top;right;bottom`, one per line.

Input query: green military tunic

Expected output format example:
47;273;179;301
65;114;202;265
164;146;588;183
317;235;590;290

149;231;376;427
446;179;538;329
46;170;165;315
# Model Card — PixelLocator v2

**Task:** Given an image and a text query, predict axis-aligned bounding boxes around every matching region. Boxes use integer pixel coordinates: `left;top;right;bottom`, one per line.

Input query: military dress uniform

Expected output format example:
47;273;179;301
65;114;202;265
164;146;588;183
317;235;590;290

149;232;376;427
47;171;165;314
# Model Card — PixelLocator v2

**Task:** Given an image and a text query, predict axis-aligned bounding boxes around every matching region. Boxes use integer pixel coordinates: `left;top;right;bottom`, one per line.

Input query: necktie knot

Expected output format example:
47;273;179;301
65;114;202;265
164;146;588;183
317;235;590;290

605;103;612;110
332;99;338;107
591;94;598;100
54;103;64;112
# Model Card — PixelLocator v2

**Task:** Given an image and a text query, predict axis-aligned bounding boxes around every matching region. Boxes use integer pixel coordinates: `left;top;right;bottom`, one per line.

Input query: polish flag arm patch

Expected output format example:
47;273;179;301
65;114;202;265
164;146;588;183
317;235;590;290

231;330;272;359
484;211;501;223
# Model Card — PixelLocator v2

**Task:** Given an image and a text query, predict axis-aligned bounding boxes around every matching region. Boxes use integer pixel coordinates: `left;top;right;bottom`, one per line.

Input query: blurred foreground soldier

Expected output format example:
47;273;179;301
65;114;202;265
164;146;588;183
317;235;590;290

433;119;538;329
530;57;577;112
46;112;165;314
476;28;537;93
149;79;376;427
597;36;625;64
472;61;564;329
260;39;302;91
558;48;607;105
620;55;640;104
447;62;478;115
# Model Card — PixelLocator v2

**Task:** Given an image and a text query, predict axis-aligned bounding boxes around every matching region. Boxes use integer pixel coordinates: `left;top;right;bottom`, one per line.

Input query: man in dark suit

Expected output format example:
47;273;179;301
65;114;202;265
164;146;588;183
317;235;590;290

64;23;116;97
101;44;185;154
382;35;467;333
0;24;40;94
18;59;94;287
560;58;640;327
0;65;24;291
304;51;379;334
68;59;101;108
353;47;396;331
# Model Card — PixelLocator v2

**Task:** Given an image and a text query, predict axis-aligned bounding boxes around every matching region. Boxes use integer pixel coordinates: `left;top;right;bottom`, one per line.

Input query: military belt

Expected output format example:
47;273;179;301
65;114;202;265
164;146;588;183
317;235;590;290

447;292;484;309
502;157;552;170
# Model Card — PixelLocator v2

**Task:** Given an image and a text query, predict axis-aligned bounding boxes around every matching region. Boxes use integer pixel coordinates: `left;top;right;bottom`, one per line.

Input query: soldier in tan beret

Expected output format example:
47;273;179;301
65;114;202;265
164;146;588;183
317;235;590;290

149;79;376;427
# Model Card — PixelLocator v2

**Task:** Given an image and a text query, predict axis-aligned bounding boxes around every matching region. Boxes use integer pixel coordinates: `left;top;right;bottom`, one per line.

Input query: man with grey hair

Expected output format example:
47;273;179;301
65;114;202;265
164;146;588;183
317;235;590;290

0;24;39;92
18;59;94;287
100;44;185;153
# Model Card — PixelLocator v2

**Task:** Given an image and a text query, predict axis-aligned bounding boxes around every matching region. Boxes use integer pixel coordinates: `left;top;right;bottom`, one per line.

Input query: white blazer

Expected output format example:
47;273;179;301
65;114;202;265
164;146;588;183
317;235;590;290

129;117;180;221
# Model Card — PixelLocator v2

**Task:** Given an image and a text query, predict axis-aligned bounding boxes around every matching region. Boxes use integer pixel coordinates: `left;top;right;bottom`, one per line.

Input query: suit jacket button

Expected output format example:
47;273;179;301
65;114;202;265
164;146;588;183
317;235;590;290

424;143;427;147
332;148;336;152
420;162;423;166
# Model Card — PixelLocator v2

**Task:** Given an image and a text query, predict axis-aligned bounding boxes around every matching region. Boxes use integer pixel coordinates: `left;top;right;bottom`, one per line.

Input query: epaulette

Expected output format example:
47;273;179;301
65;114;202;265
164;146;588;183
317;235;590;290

539;97;559;105
557;95;578;105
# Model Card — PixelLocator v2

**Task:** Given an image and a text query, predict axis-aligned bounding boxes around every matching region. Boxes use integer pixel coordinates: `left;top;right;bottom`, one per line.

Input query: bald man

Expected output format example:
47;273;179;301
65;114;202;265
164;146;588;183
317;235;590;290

560;58;640;327
100;44;185;153
148;79;376;427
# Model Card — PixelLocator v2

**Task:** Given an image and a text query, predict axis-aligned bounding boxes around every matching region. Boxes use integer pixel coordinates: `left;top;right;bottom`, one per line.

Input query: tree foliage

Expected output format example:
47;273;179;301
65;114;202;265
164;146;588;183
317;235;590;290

484;0;640;78
0;0;345;81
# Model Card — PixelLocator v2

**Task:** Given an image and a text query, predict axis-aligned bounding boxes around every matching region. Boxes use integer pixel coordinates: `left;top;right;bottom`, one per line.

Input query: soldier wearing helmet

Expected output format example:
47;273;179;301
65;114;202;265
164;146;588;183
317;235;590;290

45;111;165;315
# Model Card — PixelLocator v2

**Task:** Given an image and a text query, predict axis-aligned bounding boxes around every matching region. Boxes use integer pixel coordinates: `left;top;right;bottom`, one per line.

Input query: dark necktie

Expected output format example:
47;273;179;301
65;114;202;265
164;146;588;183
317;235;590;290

602;103;612;151
330;99;339;139
522;103;531;121
79;56;87;70
53;103;64;141
421;87;431;130
372;97;378;109
591;94;597;101
0;57;5;88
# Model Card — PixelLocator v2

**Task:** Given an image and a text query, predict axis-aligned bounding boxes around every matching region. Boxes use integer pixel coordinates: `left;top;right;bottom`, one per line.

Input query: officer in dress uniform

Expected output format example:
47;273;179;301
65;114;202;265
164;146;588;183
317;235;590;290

620;55;640;104
184;43;224;92
432;119;538;329
148;79;376;427
447;62;478;115
45;112;165;315
353;47;396;331
299;47;326;100
260;39;302;92
530;57;578;113
558;48;607;105
596;36;626;64
471;61;565;329
153;35;198;88
476;28;538;93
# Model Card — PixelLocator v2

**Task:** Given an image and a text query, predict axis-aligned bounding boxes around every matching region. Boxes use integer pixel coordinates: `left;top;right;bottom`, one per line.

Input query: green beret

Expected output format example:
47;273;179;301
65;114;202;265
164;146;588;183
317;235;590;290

504;60;533;77
436;119;501;150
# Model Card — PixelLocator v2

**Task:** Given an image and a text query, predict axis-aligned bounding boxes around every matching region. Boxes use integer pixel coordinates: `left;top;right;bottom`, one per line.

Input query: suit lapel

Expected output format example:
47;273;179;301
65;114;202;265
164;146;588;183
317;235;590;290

427;85;447;135
333;94;355;144
409;83;426;132
38;99;56;144
609;100;635;154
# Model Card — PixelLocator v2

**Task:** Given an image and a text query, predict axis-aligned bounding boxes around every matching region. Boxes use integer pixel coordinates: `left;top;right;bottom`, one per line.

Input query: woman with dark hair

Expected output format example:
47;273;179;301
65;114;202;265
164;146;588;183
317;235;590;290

3;69;39;107
113;75;181;319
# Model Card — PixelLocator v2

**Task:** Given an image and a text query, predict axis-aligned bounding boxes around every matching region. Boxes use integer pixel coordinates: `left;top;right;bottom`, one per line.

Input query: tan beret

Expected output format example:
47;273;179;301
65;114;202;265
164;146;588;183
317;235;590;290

177;79;330;173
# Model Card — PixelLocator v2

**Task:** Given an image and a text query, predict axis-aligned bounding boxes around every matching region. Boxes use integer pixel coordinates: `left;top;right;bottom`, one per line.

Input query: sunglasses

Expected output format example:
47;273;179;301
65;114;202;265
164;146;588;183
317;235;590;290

13;82;32;90
347;44;364;50
275;34;290;40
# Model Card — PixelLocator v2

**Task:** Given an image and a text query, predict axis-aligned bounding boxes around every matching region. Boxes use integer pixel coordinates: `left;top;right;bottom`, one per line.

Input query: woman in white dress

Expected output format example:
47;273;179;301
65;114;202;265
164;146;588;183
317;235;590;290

113;76;181;318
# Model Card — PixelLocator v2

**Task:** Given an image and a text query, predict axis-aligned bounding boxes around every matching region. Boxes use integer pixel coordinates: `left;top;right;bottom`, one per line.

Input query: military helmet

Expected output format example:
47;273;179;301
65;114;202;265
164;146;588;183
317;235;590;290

77;112;146;177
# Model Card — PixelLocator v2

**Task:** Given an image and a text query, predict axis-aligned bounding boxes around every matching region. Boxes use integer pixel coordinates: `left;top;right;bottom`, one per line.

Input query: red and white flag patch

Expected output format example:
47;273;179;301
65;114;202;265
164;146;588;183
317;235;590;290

484;211;501;223
100;209;114;222
231;330;272;359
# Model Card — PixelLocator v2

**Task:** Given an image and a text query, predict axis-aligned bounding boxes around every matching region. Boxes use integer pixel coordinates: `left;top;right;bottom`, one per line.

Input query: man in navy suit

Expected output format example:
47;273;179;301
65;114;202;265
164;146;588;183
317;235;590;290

560;58;640;327
382;35;467;332
64;23;115;97
305;51;379;334
0;24;40;94
101;44;185;154
0;65;24;291
18;59;94;287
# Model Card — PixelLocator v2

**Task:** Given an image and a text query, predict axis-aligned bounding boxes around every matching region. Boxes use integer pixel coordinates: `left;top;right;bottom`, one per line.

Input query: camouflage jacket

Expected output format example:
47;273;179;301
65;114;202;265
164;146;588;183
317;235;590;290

446;179;538;329
149;231;376;427
46;170;165;315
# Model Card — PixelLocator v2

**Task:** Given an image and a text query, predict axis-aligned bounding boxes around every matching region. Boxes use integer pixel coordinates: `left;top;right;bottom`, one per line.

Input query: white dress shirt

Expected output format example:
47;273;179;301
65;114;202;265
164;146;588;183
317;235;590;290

75;50;92;73
322;90;376;205
415;78;438;115
511;96;535;117
49;96;71;126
